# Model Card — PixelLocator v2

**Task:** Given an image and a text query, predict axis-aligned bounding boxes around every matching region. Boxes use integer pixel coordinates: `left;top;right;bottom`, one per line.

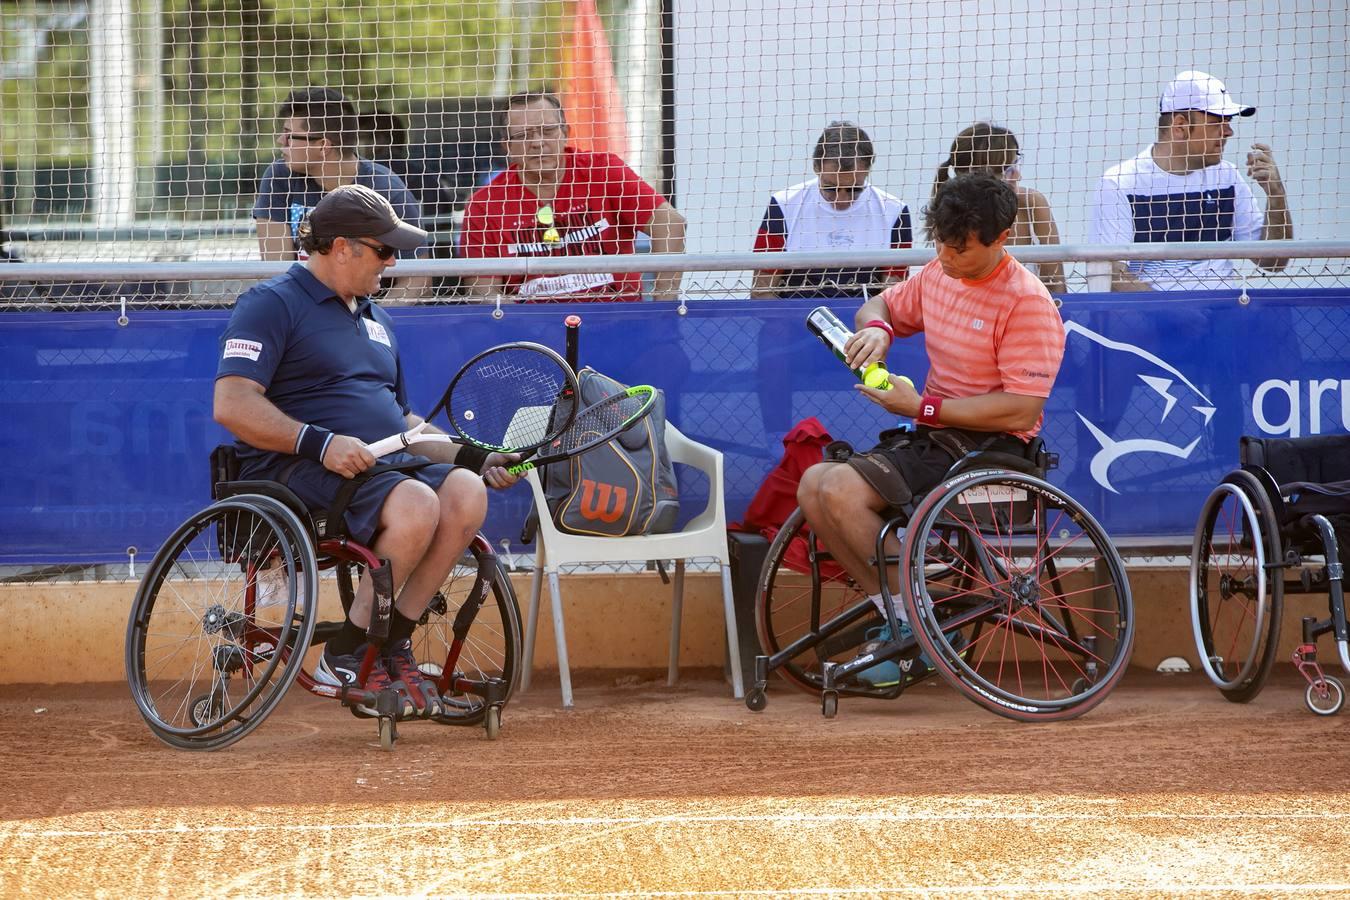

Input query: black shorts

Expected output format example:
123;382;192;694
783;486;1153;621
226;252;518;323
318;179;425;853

844;426;1030;514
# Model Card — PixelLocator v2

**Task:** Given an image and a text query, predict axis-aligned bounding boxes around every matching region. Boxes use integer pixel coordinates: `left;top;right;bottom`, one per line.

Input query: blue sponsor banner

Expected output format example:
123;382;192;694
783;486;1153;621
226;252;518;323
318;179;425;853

2;290;1347;565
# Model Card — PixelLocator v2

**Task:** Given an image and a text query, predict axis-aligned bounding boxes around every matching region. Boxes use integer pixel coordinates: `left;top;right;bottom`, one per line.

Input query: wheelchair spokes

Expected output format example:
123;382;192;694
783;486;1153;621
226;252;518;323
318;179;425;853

903;470;1134;721
413;537;521;731
1190;471;1282;701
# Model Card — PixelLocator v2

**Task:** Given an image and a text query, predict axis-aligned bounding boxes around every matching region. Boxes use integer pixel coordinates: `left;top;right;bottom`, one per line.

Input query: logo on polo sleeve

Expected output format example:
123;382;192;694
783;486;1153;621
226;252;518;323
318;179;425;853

223;339;263;361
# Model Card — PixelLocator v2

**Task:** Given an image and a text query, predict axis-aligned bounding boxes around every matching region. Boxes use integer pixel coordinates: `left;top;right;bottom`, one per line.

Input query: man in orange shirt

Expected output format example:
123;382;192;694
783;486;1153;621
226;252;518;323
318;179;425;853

796;173;1066;687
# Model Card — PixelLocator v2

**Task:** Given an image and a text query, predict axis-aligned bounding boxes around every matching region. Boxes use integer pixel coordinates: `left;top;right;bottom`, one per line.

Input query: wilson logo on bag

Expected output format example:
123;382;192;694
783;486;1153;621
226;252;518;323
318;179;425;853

543;368;680;537
578;480;628;523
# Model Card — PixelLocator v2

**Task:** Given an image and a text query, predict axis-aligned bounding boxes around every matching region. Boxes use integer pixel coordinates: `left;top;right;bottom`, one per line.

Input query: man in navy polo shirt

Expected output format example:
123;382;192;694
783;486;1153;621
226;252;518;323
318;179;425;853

216;184;518;718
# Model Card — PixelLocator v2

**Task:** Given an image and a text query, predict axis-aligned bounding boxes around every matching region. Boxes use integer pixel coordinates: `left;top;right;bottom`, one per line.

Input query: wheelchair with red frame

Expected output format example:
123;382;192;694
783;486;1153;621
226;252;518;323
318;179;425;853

746;433;1135;722
1191;434;1350;716
125;445;522;751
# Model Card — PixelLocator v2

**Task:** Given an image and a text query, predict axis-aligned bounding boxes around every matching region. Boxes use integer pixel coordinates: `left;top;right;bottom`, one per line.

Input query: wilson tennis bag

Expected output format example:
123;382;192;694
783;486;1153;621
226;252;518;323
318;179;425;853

541;368;680;537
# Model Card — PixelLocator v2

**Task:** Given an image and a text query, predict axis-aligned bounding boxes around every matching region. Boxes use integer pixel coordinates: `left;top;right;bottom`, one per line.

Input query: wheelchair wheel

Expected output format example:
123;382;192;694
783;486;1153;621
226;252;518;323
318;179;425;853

126;495;318;750
900;469;1134;722
414;537;522;728
1190;470;1283;702
756;507;876;694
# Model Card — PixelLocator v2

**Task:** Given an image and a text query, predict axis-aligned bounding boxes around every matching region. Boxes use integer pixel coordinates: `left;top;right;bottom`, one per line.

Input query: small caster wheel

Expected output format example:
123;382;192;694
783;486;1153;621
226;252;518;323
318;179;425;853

745;688;767;712
379;716;398;750
1071;678;1089;695
189;694;221;727
484;706;501;740
821;690;838;719
1306;676;1345;716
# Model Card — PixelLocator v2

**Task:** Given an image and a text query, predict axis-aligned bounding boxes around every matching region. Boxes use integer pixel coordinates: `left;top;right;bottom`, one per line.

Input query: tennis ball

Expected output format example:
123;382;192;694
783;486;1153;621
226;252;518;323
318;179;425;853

895;375;914;390
862;366;892;390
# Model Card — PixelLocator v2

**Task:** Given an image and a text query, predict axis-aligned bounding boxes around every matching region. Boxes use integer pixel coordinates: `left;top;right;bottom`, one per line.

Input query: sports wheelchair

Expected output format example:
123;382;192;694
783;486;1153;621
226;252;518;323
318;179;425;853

745;435;1135;722
1190;434;1350;716
125;446;522;751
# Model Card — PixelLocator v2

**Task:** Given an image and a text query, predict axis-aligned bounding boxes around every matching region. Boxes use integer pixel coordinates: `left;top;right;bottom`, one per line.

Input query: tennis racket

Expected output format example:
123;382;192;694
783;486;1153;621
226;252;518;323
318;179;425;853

366;341;578;458
505;383;658;475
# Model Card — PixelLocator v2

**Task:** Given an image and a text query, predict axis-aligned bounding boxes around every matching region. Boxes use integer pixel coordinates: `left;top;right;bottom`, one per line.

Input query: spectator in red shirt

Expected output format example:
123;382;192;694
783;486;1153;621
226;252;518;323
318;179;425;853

459;91;687;302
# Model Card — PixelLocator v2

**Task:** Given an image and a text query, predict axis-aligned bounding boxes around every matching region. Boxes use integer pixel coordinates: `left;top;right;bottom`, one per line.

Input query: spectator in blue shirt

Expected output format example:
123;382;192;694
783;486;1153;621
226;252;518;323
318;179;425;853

253;87;431;302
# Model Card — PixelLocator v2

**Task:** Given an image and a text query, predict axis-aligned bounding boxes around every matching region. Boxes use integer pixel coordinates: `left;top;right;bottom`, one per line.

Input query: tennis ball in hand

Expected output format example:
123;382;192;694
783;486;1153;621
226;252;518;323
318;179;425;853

862;366;892;390
895;375;914;390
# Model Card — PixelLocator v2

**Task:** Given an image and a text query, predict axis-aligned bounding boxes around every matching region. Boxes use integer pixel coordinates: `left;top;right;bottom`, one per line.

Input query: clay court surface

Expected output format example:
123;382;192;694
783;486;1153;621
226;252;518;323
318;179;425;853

2;669;1348;897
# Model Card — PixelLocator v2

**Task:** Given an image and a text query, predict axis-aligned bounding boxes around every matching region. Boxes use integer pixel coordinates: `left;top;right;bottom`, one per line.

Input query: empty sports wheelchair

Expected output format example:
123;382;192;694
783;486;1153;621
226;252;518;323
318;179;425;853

125;446;522;750
1190;434;1350;716
746;433;1135;722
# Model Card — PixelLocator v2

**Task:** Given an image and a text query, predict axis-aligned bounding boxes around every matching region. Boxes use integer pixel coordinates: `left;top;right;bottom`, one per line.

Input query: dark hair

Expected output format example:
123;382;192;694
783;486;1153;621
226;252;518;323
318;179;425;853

812;121;874;171
363;109;409;160
501;90;567;137
932;122;1020;200
924;174;1019;247
294;218;336;256
277;87;359;152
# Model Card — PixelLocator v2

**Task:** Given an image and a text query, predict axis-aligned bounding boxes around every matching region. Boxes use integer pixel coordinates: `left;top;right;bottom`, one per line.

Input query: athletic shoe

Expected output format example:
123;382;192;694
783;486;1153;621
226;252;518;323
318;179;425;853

854;621;967;687
316;642;413;718
383;638;445;718
854;622;905;688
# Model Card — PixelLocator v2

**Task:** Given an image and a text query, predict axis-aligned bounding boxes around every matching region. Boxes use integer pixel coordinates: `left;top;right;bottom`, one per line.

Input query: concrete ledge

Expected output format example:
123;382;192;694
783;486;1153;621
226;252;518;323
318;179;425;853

1;568;1334;685
0;571;732;685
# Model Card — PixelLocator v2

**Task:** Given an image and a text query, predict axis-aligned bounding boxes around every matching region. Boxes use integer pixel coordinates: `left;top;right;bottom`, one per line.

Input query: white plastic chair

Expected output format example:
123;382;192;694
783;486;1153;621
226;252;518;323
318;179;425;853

510;412;744;707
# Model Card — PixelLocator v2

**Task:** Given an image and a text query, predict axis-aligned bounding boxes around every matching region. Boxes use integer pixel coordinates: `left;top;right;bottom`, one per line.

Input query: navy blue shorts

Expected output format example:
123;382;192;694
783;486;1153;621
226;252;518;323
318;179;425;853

244;452;456;545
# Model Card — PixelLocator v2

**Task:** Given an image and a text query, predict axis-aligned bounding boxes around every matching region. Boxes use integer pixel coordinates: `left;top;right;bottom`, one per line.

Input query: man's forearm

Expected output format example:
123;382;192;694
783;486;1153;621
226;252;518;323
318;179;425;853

1110;262;1154;292
465;275;507;302
750;269;782;299
919;392;1046;434
1257;191;1293;271
853;297;890;330
383;275;433;305
214;381;305;454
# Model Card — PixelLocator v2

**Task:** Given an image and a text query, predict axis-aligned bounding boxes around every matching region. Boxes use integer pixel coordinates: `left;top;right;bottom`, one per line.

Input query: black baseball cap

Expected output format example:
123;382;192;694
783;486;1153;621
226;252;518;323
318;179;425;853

306;184;427;250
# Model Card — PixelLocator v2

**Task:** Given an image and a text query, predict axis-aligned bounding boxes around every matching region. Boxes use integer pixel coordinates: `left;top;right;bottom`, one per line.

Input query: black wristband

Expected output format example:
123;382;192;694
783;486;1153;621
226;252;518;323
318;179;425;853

295;424;334;463
454;443;491;474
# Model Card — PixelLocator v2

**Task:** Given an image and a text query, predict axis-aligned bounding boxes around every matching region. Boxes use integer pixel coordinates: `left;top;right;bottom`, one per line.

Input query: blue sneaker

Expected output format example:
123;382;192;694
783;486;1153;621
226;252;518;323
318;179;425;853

855;622;907;688
855;621;966;687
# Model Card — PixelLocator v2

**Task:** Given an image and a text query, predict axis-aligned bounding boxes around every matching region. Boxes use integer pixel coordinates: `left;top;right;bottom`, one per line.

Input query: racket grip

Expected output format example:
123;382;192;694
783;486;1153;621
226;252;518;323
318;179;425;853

367;423;427;458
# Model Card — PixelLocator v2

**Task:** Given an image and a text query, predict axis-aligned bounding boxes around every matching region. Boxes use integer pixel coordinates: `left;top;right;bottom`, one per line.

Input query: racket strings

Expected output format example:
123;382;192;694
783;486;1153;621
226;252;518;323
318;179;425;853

556;392;648;452
449;348;573;448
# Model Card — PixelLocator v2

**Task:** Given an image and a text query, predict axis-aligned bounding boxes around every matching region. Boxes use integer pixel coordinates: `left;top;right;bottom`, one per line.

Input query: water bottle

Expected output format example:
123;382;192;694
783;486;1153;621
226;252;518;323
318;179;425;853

805;306;891;389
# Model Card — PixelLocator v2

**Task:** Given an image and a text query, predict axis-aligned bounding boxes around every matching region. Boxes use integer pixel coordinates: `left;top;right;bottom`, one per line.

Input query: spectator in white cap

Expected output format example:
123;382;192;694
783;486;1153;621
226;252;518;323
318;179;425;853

1089;70;1292;290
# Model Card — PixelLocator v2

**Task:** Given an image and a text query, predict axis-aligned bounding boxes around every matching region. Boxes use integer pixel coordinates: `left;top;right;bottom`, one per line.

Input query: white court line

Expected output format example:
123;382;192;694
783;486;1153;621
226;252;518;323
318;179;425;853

395;888;1350;897
9;810;1350;839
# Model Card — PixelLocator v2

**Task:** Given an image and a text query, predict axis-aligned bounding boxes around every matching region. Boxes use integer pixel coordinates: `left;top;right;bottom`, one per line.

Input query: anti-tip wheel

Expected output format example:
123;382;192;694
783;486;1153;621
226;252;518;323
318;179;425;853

1306;676;1345;716
484;706;501;740
745;689;767;712
821;691;838;719
378;716;398;750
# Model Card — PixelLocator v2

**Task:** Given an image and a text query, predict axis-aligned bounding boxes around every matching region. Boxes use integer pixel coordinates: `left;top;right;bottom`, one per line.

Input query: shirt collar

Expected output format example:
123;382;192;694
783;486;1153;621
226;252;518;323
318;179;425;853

289;262;375;315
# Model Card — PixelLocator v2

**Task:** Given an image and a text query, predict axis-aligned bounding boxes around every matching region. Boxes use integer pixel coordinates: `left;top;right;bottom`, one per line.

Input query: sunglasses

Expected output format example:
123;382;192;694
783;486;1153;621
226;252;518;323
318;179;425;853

281;130;323;143
352;238;398;260
536;206;562;244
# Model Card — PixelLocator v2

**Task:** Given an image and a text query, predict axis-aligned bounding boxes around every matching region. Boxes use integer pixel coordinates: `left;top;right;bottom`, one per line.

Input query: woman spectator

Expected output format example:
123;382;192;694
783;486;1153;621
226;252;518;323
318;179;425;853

932;123;1065;294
